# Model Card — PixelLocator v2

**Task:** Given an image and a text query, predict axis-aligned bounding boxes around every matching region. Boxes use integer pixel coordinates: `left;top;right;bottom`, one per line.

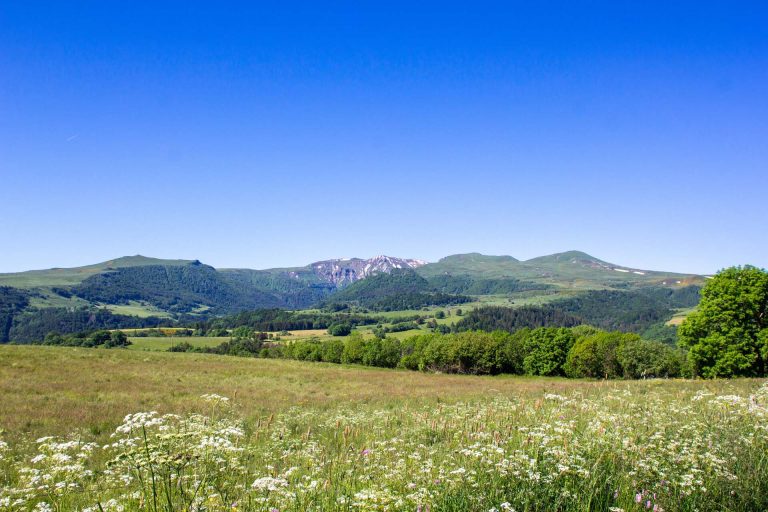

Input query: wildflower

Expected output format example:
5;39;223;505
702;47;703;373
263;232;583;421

201;393;231;403
251;476;288;492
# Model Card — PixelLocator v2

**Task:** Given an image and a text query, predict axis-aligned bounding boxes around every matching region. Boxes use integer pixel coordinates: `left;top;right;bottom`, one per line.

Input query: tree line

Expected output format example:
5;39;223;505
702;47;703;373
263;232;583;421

170;326;686;379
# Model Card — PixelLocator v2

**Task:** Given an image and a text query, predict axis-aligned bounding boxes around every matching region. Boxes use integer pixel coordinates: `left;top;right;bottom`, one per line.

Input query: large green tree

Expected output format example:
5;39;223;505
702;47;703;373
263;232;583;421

523;327;575;376
678;265;768;378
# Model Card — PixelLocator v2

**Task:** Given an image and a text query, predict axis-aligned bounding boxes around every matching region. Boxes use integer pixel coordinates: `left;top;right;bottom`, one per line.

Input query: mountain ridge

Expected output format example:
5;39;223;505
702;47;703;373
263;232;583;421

0;250;708;342
0;250;705;289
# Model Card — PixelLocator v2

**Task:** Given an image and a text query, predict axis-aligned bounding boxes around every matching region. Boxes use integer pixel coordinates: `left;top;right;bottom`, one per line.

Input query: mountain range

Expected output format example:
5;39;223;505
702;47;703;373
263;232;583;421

0;251;706;342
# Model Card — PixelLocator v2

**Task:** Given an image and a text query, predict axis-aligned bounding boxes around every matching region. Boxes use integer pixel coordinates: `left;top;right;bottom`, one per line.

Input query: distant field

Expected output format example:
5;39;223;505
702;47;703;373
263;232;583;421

0;344;594;438
128;331;352;350
1;344;759;440
128;336;230;351
105;301;173;318
277;328;332;338
667;306;698;326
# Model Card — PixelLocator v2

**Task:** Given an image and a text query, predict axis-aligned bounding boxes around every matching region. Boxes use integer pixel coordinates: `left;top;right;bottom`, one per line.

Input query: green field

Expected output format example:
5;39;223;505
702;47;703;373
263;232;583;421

0;345;766;511
667;306;698;326
127;336;231;351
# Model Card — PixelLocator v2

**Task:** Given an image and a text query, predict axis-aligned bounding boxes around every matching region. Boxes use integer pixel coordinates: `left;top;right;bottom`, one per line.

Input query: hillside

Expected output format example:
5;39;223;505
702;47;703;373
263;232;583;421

0;255;195;288
321;268;470;311
0;250;707;342
418;251;705;289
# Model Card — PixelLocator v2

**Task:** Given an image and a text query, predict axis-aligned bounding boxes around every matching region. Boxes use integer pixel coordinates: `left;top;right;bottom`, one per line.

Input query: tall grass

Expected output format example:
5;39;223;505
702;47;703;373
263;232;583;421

1;381;766;511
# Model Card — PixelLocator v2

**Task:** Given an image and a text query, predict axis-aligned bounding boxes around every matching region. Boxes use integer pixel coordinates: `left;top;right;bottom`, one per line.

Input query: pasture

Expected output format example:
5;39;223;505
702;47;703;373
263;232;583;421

127;336;231;351
0;345;766;511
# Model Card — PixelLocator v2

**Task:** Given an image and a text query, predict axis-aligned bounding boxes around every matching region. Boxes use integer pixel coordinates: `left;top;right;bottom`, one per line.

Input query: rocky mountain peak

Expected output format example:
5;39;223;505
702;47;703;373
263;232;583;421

310;255;427;286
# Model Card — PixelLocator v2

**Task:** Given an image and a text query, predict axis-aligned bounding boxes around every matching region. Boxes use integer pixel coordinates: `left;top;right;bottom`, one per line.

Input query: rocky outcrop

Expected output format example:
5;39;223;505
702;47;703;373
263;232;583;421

309;255;427;287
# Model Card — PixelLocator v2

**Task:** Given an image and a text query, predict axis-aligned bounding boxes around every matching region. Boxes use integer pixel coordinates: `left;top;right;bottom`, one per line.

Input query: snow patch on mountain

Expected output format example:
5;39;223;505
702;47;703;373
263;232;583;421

309;255;427;286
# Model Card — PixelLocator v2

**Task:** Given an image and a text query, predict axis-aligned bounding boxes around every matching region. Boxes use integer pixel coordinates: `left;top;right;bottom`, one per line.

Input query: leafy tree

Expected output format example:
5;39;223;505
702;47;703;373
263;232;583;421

328;323;352;336
87;330;112;347
456;305;582;333
361;338;402;368
616;337;684;379
678;266;768;378
522;328;575;376
43;332;65;345
341;332;366;364
565;332;631;379
231;326;254;339
642;323;678;346
105;330;131;348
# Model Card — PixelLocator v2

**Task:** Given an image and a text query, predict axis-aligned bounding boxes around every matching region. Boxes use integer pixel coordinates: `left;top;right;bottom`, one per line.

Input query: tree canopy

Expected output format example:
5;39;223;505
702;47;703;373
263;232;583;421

678;265;768;378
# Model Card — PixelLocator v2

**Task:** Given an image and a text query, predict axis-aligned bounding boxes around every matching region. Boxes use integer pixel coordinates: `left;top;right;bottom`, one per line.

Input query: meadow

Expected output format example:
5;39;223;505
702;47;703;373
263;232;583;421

0;345;766;511
127;336;231;351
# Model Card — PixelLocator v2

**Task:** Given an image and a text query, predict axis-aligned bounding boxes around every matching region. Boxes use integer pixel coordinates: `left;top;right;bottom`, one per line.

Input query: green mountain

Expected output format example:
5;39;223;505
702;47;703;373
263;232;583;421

322;268;470;311
0;250;706;342
418;251;705;289
0;255;195;288
417;253;522;278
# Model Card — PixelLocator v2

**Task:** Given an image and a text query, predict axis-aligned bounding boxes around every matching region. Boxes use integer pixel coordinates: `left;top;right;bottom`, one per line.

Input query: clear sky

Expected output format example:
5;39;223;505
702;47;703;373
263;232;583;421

1;2;766;275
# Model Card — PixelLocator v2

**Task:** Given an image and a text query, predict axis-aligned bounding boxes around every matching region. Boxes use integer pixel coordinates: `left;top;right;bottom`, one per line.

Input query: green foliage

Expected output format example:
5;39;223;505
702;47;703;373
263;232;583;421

341;332;366;364
398;331;522;374
642;323;679;345
265;325;687;379
565;332;635;379
204;337;263;357
678;266;768;378
0;286;30;342
328;323;352;336
71;262;291;314
426;275;550;295
105;330;131;348
205;308;377;332
220;268;335;308
551;289;677;332
637;285;702;308
384;321;419;333
616;337;686;379
168;342;194;352
40;329;132;348
522;328;575;376
456;305;583;332
459;287;702;336
323;269;470;311
8;307;165;343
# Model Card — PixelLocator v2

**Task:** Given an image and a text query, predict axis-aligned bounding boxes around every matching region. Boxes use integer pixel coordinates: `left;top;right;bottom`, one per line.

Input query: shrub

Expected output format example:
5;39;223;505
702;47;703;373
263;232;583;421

328;323;352;336
523;328;575;376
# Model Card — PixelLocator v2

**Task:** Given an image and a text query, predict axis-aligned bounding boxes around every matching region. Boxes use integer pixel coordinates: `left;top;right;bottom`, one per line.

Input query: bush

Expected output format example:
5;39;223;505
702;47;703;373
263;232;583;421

168;342;194;352
523;328;575;376
616;338;683;378
328;323;352;336
564;332;633;379
104;331;131;348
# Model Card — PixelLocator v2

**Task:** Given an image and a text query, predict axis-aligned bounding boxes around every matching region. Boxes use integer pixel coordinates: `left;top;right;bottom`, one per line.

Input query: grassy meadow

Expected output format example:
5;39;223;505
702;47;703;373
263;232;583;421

0;345;767;511
127;336;232;351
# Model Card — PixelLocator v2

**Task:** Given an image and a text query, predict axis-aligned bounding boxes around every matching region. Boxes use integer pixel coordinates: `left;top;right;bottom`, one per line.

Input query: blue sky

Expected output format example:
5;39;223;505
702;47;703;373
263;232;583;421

1;2;766;274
